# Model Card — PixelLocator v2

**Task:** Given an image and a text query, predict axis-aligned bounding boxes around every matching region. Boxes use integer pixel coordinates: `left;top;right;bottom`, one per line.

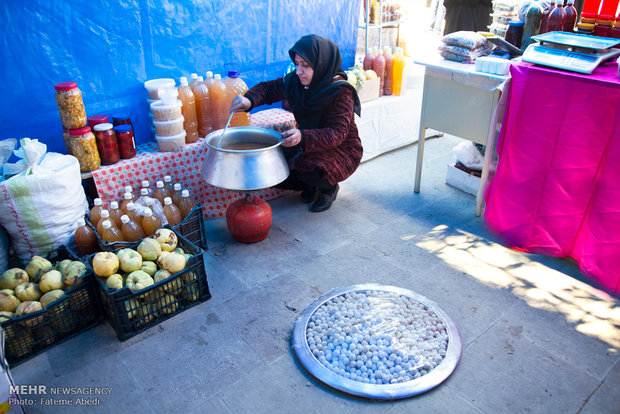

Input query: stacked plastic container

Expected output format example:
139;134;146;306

144;78;186;152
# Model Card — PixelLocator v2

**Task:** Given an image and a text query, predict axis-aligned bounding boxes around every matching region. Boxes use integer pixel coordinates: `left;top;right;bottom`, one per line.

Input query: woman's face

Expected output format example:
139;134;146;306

294;54;314;86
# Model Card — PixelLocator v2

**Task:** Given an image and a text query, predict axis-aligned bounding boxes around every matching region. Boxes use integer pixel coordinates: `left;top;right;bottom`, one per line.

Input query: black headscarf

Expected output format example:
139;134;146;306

283;34;361;129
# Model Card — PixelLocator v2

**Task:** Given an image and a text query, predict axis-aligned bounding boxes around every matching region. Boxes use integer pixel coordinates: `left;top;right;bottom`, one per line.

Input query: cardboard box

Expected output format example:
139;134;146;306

357;77;380;103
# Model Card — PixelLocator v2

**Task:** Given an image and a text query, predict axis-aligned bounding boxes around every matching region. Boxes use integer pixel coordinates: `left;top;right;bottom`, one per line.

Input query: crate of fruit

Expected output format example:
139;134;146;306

90;227;211;341
0;246;104;366
85;202;208;252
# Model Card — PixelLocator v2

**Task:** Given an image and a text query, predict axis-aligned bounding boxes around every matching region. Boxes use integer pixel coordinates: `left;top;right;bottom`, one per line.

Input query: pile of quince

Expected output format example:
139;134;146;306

0;255;88;324
92;228;200;323
345;66;378;90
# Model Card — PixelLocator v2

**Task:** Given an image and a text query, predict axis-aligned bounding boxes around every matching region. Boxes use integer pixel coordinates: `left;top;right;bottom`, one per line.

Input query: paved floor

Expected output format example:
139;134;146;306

10;134;620;413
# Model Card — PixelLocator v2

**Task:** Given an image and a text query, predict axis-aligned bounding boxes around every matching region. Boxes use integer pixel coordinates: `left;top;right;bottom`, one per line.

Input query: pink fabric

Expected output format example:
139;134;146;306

485;61;620;294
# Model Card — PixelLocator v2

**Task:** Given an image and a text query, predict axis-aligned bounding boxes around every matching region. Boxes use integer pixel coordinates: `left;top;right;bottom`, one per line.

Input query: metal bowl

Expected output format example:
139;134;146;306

200;127;290;191
292;284;462;400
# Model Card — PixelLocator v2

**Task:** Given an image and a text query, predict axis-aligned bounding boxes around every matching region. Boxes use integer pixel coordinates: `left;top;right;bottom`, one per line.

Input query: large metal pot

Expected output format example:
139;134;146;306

200;127;290;191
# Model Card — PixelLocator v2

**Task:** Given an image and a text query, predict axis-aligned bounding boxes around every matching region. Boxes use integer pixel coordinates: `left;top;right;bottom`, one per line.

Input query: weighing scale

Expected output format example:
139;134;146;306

522;32;620;74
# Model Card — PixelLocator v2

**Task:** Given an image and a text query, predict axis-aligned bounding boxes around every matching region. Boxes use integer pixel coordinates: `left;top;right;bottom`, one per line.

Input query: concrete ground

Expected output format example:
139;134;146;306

10;133;620;413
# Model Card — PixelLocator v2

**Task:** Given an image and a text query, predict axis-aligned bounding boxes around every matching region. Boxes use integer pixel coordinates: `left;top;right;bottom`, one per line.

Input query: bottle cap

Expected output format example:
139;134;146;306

214;74;222;80
144;207;153;216
190;73;198;79
120;215;130;224
157;180;164;188
123;192;132;200
94;198;102;206
180;77;188;86
127;202;135;211
227;70;239;78
206;71;213;78
142;180;149;188
125;185;133;193
141;188;149;196
164;197;172;205
110;201;119;209
174;183;182;190
164;175;171;183
102;220;112;229
197;76;204;82
101;210;109;218
181;190;190;197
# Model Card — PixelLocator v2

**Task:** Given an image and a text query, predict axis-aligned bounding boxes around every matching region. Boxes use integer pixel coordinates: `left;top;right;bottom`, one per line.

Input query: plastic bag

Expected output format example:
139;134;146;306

439;44;491;62
0;139;17;181
453;141;484;170
0;139;88;261
133;195;169;225
442;31;490;50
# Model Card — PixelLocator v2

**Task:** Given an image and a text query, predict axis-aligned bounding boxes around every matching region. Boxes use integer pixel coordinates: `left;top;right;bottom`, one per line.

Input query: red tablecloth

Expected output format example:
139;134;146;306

484;61;620;294
91;109;296;219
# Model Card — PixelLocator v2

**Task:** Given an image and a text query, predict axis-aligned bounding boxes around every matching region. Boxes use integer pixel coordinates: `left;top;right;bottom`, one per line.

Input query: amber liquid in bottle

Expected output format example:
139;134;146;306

141;207;163;237
171;183;183;206
163;197;182;226
96;210;111;236
109;201;124;228
74;219;99;256
101;220;124;243
177;190;196;219
125;202;142;223
120;192;134;213
152;180;168;206
120;215;145;242
163;175;174;198
89;198;104;226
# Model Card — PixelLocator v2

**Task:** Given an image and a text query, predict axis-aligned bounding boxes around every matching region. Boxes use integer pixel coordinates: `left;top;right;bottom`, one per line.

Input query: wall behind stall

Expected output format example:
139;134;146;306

0;0;360;155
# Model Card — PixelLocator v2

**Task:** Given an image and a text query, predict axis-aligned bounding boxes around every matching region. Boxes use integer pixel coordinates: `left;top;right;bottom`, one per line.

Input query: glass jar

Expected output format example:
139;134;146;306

113;124;136;159
54;81;87;130
88;115;108;128
93;122;120;165
62;128;73;155
69;126;101;172
505;21;524;49
112;114;133;128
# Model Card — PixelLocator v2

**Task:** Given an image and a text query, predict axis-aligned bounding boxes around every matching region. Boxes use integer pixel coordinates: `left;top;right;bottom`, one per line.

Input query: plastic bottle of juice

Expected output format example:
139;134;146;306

205;71;214;90
109;201;124;228
382;46;394;96
177;190;197;219
101;220;124;243
363;48;376;71
372;49;386;96
89;198;104;226
74;218;99;256
189;73;199;92
547;2;566;32
120;214;145;242
224;70;251;127
194;76;215;137
163;197;182;225
540;0;556;34
178;76;200;143
125;202;142;223
562;0;578;31
96;210;111;236
392;47;406;96
141;207;163;237
171;183;183;206
163;175;174;197
210;74;229;130
141;180;152;197
125;185;136;201
120;192;133;213
152;180;168;206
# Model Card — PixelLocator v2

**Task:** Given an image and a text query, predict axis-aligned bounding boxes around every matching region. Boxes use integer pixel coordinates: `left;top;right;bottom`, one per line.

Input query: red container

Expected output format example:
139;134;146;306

93;122;120;165
88;115;108;128
113;124;136;159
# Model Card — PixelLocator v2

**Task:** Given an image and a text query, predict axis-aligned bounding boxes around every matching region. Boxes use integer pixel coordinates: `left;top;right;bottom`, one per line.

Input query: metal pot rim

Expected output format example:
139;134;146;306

205;126;283;153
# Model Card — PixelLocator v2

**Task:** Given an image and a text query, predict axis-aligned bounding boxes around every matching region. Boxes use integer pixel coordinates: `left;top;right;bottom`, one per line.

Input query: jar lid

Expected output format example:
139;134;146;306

113;124;133;133
112;114;130;122
227;70;239;78
55;81;78;91
152;115;184;126
596;19;614;26
93;122;114;132
150;99;182;111
508;21;524;27
69;126;92;136
577;22;595;30
88;115;108;125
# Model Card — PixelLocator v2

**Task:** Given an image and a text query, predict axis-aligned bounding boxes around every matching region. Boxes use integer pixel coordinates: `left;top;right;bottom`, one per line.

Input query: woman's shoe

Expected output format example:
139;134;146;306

310;185;339;212
301;186;319;203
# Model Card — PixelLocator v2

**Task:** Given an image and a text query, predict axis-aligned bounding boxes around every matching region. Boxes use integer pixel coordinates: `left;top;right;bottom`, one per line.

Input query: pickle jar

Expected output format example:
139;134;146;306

54;81;87;130
93;122;120;165
113;124;136;159
112;114;133;128
62;128;73;155
69;126;101;172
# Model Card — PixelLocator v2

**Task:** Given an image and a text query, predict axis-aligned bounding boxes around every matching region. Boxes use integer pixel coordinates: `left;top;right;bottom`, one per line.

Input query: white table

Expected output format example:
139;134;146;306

413;57;510;216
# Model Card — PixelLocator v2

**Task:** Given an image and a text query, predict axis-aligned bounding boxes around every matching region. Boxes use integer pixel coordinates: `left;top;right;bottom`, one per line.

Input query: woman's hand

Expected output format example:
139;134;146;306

229;94;251;113
281;128;301;147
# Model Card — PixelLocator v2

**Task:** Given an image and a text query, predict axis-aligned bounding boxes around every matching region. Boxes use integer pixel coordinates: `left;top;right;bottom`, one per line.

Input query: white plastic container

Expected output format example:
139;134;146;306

144;78;175;99
150;99;183;122
156;130;186;152
153;116;185;136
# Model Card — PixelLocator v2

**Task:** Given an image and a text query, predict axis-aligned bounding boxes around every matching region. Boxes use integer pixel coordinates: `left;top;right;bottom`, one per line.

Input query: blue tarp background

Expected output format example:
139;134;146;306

1;1;360;155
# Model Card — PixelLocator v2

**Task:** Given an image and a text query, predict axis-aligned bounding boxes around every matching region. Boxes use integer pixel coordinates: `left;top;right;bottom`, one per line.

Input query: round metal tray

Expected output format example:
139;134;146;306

292;284;462;400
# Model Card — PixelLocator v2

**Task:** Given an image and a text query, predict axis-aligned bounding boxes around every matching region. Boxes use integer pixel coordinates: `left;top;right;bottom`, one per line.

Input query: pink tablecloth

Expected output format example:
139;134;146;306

91;109;296;219
484;61;620;294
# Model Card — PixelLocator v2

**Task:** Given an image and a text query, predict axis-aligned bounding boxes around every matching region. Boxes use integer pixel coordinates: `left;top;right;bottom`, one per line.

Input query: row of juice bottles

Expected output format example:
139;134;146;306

179;70;251;142
362;46;406;97
74;176;197;254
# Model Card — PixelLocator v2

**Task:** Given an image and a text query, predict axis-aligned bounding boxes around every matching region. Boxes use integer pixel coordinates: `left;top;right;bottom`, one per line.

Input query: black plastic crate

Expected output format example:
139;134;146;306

85;202;208;252
91;228;211;341
0;246;104;366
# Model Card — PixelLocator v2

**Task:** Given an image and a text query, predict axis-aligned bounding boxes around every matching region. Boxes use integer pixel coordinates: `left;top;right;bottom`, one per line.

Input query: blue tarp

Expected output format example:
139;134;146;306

1;1;360;155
